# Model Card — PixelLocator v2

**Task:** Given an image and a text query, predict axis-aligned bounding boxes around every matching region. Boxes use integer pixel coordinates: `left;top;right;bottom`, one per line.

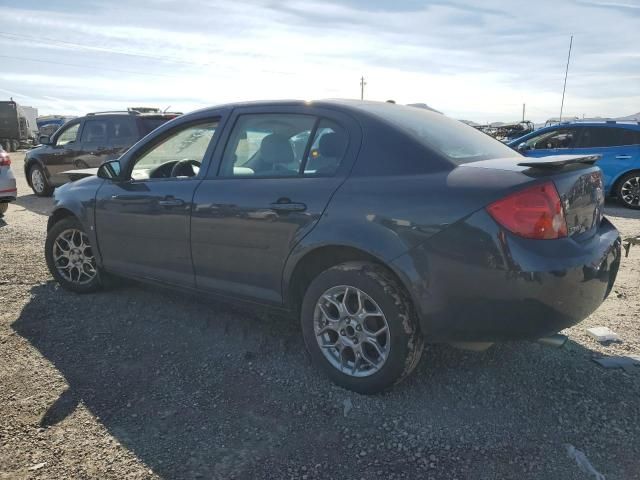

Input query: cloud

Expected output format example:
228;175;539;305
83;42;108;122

0;0;637;121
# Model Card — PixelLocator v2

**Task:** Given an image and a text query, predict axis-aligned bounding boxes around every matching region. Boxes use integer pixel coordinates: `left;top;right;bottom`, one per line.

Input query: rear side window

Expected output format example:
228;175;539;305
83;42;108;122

620;128;640;146
355;103;518;164
219;114;316;177
138;117;173;136
304;119;348;176
578;127;618;148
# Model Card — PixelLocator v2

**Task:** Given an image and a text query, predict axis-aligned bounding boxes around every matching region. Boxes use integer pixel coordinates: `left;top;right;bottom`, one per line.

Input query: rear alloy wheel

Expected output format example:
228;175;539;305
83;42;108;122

45;217;104;293
30;164;53;197
617;172;640;210
301;262;423;394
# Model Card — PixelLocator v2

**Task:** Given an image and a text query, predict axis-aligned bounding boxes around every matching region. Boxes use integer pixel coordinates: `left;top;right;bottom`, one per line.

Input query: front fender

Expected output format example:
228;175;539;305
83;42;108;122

50;176;104;265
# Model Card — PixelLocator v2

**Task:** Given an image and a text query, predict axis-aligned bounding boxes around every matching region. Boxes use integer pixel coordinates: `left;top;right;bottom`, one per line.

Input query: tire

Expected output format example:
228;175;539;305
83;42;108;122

301;261;424;394
0;203;7;216
11;140;19;152
616;171;640;210
45;216;104;293
29;164;53;197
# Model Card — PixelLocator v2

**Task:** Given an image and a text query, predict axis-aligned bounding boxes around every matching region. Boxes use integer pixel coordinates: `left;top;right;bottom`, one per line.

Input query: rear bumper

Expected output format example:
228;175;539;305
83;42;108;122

0;176;17;203
392;210;621;342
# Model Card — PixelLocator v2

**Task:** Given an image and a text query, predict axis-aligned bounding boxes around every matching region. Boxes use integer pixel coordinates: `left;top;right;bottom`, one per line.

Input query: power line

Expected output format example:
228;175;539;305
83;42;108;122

0;54;184;78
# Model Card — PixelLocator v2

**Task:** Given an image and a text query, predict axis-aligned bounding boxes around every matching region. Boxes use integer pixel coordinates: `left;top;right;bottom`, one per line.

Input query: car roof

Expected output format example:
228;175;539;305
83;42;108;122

188;98;432;118
545;121;640;130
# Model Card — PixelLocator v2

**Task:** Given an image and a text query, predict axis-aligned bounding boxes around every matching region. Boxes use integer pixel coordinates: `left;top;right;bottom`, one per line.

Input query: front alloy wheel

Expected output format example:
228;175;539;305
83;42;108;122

301;262;423;394
52;228;97;285
30;165;53;197
45;217;104;293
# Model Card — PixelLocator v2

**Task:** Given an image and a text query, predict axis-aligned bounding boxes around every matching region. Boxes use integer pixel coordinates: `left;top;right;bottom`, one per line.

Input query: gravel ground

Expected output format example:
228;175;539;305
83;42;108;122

1;152;639;480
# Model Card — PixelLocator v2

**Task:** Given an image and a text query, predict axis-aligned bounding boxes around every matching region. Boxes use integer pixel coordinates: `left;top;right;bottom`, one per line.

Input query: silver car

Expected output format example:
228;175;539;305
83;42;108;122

0;146;16;216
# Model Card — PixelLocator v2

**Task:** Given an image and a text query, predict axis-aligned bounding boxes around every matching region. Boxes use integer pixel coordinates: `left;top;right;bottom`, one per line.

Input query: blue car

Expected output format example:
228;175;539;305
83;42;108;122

509;121;640;209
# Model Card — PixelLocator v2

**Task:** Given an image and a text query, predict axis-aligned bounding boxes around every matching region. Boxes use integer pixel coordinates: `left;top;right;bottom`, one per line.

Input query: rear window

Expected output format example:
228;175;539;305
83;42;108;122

138;116;175;136
356;103;519;164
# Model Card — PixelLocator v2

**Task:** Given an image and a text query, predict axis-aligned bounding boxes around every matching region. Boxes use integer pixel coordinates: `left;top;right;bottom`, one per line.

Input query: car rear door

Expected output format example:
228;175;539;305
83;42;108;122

190;105;360;304
576;126;640;193
94;117;220;286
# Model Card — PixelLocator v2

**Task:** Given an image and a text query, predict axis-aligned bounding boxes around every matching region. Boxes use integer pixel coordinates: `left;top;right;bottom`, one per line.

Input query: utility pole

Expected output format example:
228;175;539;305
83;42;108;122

522;103;526;122
559;35;573;123
360;76;367;100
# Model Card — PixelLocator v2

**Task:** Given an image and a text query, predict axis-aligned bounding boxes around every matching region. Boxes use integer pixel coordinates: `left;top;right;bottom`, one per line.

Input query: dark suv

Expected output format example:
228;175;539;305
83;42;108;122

24;110;179;196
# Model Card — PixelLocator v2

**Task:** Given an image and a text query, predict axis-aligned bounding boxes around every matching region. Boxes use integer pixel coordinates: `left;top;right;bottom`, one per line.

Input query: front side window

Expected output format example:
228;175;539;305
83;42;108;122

524;128;579;150
219;114;316;177
56;123;80;146
130;121;217;180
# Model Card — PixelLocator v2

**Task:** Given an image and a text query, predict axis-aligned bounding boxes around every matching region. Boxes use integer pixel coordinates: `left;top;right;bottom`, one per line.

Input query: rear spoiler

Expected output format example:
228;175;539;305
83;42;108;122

517;154;601;169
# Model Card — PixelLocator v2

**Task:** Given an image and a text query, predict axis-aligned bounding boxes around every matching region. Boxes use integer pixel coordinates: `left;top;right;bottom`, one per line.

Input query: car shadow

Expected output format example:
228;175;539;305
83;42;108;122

605;199;640;220
14;193;54;216
12;282;640;479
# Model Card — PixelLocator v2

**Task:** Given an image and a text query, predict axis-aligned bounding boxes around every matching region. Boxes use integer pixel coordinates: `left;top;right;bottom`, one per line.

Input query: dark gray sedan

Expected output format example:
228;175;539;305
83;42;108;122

45;100;621;393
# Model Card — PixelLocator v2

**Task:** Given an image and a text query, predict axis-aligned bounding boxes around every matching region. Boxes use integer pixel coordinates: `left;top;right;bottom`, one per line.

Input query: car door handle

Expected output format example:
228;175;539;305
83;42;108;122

111;194;147;201
616;155;632;160
270;201;307;212
158;197;184;207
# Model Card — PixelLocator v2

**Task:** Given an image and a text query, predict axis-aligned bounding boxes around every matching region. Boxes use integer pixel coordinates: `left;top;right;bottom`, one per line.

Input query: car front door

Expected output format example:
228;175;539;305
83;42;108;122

191;107;359;304
94;119;220;286
78;116;137;168
40;120;85;185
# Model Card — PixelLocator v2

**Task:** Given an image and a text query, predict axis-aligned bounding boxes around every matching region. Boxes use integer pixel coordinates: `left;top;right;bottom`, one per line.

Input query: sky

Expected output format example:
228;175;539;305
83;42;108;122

0;0;638;122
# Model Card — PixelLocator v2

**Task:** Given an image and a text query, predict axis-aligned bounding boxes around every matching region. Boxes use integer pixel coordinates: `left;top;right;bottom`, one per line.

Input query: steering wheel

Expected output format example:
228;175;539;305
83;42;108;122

170;159;201;178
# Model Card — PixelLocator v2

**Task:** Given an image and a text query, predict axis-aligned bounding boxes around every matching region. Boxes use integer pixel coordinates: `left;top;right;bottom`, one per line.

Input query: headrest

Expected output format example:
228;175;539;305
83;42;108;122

319;132;347;157
260;133;293;164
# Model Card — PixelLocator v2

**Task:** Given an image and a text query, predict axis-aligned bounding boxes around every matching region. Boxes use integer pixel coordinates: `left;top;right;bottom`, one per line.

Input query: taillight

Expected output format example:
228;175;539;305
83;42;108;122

487;181;567;240
0;153;10;167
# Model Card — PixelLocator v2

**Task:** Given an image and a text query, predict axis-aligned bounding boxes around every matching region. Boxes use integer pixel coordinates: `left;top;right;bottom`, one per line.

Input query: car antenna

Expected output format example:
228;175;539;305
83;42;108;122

163;105;171;113
559;35;573;123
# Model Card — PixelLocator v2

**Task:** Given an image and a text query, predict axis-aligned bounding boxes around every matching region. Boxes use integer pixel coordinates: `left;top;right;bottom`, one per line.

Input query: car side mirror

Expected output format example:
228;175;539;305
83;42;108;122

39;135;50;145
97;160;122;180
517;142;530;152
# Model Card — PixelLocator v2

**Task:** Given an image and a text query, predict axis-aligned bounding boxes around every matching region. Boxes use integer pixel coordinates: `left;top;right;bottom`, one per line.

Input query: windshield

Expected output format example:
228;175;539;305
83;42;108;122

356;103;520;164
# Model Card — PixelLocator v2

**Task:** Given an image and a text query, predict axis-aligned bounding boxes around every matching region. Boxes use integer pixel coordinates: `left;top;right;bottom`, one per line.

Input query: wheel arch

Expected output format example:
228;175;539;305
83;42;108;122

284;244;413;316
47;207;76;231
610;168;640;197
24;157;49;187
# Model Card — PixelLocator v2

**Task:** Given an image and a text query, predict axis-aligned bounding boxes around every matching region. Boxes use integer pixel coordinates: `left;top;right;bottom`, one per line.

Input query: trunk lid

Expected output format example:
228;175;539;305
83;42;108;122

462;154;605;239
